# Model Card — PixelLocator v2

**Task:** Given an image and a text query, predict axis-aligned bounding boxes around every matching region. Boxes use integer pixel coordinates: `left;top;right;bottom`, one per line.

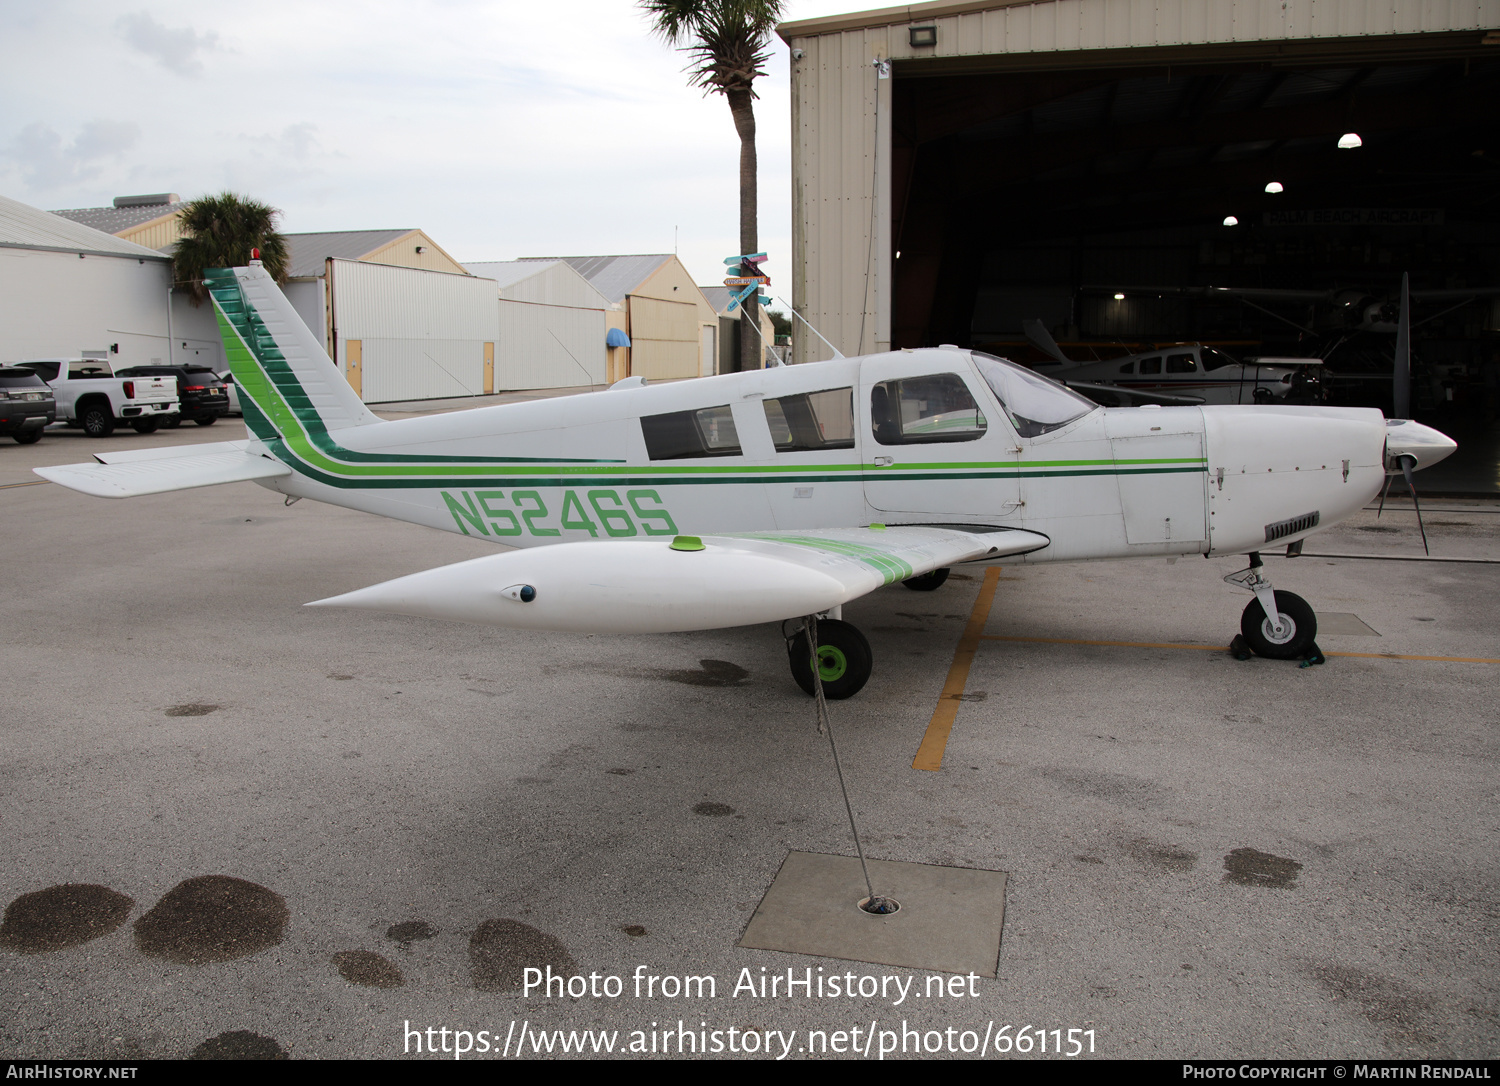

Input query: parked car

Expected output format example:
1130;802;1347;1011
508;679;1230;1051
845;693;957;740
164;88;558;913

216;370;241;416
116;365;230;426
0;366;56;443
13;359;178;436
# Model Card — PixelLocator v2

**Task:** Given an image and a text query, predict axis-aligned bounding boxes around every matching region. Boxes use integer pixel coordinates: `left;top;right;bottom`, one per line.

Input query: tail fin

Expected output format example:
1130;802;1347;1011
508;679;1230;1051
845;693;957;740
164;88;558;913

205;264;379;446
1022;318;1078;370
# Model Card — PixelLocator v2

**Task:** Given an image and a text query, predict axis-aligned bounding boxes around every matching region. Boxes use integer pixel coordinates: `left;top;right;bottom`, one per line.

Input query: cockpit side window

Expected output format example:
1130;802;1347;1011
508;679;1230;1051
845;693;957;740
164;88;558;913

640;404;741;459
871;374;986;445
763;387;855;452
1166;352;1198;373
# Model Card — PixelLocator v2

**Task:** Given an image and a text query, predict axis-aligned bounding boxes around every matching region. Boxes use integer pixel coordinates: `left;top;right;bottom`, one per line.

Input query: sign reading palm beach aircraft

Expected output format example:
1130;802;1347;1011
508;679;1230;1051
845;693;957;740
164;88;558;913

37;263;1456;698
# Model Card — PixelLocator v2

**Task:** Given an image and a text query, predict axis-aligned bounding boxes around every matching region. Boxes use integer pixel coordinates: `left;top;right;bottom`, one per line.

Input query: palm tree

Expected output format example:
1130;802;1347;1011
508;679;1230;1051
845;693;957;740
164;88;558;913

641;0;784;372
172;191;290;303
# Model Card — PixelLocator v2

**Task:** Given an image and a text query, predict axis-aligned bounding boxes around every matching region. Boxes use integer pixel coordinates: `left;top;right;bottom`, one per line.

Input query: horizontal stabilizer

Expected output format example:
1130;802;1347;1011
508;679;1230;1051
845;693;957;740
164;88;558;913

310;525;1050;634
93;439;256;465
35;450;291;498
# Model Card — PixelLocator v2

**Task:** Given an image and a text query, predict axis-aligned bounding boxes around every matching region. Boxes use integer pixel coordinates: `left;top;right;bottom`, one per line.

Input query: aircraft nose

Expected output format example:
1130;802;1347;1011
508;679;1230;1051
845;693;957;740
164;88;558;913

1384;419;1457;472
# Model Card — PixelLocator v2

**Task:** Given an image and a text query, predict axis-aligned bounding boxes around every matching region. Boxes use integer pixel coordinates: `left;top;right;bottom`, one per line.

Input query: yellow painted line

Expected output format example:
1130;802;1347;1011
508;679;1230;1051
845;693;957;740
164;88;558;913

913;566;1001;772
980;634;1500;665
0;479;48;490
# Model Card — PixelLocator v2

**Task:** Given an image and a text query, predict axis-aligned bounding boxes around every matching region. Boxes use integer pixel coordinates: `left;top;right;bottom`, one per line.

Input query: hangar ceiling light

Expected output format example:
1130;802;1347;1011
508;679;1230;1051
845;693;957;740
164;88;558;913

1113;292;1125;300
1264;181;1284;193
1223;216;1239;226
1338;132;1364;149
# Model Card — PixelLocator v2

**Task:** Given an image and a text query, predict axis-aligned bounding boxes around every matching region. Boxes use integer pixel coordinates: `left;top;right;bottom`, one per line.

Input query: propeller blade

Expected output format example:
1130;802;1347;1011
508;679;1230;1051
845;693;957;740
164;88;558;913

1377;473;1392;518
1398;454;1429;556
1392;272;1411;419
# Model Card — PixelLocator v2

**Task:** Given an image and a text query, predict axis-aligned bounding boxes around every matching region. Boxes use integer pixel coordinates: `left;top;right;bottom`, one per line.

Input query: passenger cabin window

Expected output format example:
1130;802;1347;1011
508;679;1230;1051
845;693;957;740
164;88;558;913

640;404;741;460
1166;352;1198;373
1138;356;1162;375
1118;361;1135;374
763;387;855;452
872;374;986;445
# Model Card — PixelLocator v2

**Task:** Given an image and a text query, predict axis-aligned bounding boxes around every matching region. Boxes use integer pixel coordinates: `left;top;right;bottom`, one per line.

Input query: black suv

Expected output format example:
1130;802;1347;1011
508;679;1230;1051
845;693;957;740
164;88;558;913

116;365;230;426
0;367;56;444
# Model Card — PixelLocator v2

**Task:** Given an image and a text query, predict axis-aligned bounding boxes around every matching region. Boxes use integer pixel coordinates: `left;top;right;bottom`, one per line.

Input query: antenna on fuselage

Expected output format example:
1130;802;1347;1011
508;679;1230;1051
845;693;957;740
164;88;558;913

776;296;845;360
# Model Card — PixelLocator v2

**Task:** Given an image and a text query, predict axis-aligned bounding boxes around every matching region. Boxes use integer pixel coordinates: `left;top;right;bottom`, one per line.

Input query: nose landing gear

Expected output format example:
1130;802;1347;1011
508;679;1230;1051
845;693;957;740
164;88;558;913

1225;552;1319;660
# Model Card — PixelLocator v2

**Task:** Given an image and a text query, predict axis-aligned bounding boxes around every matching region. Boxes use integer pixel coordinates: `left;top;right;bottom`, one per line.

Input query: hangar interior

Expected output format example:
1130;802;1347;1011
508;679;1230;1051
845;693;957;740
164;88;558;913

888;36;1500;420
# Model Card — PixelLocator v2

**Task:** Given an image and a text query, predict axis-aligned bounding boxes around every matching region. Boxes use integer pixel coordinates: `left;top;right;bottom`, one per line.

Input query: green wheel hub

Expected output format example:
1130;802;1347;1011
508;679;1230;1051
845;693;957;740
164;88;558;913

816;645;848;682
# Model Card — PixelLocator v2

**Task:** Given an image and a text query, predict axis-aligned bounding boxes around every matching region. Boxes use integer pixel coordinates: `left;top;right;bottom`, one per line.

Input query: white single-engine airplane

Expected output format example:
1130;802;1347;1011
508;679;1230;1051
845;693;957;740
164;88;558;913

36;262;1457;698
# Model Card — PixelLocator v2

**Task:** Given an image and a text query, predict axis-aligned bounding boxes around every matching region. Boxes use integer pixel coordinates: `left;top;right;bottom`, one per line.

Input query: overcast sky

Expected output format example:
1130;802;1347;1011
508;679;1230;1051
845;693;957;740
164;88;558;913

0;0;862;293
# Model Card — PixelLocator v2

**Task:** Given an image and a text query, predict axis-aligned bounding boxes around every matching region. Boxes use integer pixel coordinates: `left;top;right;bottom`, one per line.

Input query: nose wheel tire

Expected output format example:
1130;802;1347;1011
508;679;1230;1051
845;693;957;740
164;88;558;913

787;619;873;700
902;567;950;592
1239;591;1317;659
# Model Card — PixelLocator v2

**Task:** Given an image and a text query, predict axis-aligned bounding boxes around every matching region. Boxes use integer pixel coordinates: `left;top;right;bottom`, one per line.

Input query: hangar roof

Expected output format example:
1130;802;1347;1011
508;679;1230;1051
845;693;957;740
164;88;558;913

521;254;674;303
283;230;414;277
50;198;182;237
0;194;168;260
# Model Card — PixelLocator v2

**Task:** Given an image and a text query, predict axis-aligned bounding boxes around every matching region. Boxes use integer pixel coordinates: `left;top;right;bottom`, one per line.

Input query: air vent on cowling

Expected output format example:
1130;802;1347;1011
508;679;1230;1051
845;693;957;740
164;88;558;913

1265;511;1320;543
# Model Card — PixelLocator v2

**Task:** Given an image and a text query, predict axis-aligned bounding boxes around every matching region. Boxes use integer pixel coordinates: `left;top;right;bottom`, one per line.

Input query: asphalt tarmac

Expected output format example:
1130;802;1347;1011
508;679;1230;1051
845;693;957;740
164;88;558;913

2;420;1496;1060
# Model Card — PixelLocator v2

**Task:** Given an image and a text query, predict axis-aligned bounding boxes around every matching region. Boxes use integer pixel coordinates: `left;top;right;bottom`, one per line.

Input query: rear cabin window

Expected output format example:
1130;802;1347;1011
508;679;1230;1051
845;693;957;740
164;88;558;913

763;388;855;452
640;404;741;460
871;374;986;445
1166;352;1198;373
1138;356;1162;375
1118;361;1135;374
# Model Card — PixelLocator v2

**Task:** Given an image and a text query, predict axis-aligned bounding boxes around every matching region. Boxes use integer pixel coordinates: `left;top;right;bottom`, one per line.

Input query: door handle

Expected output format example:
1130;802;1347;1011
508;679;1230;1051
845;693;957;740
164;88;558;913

872;456;894;467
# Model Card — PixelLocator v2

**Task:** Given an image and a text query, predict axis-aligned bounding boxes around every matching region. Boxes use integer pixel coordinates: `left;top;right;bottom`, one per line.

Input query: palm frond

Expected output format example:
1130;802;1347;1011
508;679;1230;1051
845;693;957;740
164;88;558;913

171;191;289;302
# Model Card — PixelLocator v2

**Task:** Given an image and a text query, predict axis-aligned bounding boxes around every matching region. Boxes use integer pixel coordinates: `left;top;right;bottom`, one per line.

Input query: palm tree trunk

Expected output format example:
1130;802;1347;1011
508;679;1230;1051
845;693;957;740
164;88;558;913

728;88;760;372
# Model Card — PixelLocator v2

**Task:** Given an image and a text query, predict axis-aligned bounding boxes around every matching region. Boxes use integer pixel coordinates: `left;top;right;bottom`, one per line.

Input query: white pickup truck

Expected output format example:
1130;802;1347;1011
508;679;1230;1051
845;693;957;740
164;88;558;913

14;359;179;436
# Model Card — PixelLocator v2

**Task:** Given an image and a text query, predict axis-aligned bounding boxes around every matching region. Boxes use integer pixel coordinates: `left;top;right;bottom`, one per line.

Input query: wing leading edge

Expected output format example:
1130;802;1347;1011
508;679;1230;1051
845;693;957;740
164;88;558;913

310;525;1050;634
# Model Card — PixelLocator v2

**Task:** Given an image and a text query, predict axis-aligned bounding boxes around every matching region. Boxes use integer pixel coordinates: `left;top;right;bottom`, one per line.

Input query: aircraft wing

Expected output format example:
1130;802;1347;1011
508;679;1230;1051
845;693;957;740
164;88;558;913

310;525;1050;634
1062;381;1207;408
34;445;291;498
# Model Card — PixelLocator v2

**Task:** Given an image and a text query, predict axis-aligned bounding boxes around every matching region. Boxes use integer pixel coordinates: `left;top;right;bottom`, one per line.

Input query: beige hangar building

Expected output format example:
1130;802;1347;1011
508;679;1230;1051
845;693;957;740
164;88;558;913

777;0;1500;369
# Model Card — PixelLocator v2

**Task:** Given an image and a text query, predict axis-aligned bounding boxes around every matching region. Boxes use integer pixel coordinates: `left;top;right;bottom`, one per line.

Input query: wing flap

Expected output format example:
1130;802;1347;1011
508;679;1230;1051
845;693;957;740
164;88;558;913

310;525;1049;634
35;451;291;498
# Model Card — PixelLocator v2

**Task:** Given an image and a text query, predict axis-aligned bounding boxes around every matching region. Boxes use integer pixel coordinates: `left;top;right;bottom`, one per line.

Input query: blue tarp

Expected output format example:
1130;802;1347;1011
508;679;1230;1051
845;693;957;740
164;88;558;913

606;328;631;348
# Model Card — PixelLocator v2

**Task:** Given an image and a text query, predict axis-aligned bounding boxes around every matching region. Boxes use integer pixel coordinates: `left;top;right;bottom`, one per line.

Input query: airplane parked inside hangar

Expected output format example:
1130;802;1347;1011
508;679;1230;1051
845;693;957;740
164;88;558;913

36;261;1456;699
1020;319;1323;407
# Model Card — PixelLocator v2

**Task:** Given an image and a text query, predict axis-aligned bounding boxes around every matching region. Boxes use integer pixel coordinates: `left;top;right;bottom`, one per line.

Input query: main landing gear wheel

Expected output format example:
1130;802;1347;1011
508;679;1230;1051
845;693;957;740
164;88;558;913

787;619;873;700
902;567;950;592
1239;591;1317;660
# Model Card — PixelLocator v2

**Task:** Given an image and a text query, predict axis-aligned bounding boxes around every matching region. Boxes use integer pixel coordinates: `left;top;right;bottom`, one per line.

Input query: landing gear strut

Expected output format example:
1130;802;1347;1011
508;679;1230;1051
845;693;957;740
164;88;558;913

1225;552;1318;660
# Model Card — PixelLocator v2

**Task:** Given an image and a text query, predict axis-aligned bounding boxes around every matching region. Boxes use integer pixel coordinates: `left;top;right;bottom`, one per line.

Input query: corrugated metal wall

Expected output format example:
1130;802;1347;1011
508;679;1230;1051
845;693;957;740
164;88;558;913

628;295;702;380
331;259;498;403
784;0;1500;362
496;298;606;389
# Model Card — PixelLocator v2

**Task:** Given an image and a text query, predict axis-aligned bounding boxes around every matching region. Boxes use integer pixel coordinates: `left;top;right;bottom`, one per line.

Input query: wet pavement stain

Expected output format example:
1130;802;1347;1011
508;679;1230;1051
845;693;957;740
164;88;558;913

328;674;355;681
386;920;436;946
165;703;220;717
1356;525;1400;534
621;925;647;937
133;876;288;964
191;1030;287;1059
1129;838;1198;872
1310;961;1439;1047
606;768;635;776
656;660;749;687
0;884;134;953
332;949;405;988
693;802;735;817
470;919;575;992
1223;847;1302;888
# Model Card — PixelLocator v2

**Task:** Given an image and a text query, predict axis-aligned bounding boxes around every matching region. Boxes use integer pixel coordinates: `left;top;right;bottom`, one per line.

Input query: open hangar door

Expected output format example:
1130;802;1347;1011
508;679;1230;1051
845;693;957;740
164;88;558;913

889;37;1500;425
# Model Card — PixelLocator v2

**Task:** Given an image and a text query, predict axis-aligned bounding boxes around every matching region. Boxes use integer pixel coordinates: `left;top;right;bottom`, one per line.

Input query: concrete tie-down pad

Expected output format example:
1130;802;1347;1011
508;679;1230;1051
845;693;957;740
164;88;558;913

739;852;1008;978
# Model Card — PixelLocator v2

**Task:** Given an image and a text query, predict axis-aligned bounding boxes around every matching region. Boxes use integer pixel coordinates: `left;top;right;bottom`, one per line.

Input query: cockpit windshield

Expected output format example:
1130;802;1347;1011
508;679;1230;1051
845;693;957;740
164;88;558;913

1200;346;1239;371
970;352;1097;438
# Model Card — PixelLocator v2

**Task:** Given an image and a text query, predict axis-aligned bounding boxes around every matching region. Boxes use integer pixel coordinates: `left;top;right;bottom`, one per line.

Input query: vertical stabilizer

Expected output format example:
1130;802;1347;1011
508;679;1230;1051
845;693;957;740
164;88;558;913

205;264;380;444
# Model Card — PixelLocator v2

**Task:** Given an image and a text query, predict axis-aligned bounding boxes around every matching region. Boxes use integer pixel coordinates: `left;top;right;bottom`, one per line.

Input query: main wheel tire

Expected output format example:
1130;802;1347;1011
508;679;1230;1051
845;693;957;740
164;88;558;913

1239;591;1317;659
12;429;41;445
79;403;114;438
902;567;950;592
787;619;873;700
132;418;160;434
194;415;217;426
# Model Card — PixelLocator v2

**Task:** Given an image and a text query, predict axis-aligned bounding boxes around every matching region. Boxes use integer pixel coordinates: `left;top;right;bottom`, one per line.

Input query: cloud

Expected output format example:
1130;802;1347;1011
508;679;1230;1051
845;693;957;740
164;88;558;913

5;120;141;188
116;11;219;75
